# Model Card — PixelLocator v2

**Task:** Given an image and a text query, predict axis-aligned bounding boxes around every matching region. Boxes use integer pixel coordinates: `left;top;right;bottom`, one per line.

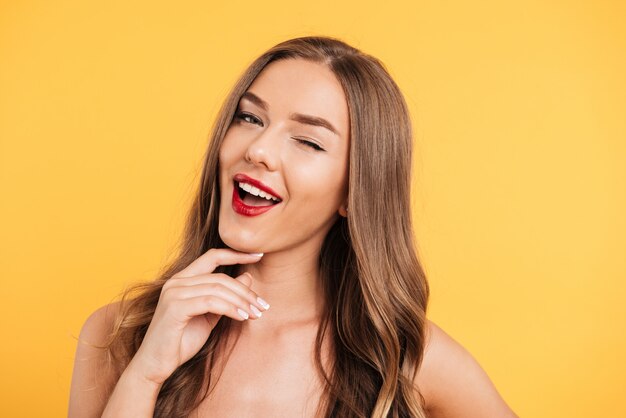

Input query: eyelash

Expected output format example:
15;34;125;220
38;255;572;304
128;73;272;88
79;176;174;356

235;112;263;126
294;138;324;151
234;111;325;152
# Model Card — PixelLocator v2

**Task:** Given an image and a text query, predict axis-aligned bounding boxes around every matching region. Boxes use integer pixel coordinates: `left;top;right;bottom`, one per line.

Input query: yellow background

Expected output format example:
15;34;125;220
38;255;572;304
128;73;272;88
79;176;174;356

1;0;624;416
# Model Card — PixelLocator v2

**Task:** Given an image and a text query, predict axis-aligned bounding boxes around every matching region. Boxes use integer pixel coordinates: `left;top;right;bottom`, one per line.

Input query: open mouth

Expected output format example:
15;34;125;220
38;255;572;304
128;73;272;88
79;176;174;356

234;179;283;206
231;174;283;216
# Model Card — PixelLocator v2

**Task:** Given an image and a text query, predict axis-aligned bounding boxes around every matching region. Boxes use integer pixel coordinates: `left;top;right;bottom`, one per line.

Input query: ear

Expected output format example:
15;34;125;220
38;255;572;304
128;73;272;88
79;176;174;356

338;200;348;217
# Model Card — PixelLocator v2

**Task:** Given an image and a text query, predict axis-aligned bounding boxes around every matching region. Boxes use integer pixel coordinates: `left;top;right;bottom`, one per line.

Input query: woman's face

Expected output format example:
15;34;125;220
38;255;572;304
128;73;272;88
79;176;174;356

218;58;350;255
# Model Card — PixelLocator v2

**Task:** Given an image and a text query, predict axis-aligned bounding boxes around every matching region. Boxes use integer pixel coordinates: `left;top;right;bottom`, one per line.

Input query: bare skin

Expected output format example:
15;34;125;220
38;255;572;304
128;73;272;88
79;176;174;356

69;294;517;417
69;59;517;417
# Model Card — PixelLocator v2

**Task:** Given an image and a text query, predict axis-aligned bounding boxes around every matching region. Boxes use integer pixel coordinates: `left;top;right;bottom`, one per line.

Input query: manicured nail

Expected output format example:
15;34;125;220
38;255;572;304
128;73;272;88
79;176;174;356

257;297;270;310
237;308;249;320
250;305;262;318
249;252;264;257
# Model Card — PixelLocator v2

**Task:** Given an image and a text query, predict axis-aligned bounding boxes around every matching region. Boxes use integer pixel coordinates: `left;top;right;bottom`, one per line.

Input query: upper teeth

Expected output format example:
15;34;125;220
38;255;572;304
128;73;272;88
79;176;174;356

238;182;280;202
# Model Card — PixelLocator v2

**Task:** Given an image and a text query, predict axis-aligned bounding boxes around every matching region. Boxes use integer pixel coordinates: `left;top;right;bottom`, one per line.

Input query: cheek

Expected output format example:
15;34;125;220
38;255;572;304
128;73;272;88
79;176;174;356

219;134;238;166
290;160;347;208
219;134;245;177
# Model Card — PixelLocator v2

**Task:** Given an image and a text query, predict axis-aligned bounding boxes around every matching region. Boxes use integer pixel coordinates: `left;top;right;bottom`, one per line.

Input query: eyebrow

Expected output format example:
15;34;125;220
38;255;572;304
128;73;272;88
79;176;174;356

240;91;340;136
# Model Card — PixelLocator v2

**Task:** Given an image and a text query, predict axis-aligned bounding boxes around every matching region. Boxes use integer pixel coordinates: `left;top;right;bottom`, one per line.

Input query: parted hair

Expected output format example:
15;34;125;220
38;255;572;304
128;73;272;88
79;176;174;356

99;35;429;418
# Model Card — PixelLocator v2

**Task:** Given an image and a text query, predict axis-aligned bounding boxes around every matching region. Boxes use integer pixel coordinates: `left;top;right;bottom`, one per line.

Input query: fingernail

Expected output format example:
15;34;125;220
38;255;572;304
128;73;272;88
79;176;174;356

237;308;249;320
257;297;270;310
249;252;264;257
250;305;262;318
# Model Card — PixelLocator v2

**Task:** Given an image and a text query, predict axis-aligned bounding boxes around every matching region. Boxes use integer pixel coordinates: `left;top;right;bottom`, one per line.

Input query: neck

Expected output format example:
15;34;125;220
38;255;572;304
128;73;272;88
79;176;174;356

236;245;325;330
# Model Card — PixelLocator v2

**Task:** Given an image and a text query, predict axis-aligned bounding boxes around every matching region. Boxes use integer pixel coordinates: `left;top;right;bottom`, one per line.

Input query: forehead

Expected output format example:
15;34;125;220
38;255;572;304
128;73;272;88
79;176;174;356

243;59;350;138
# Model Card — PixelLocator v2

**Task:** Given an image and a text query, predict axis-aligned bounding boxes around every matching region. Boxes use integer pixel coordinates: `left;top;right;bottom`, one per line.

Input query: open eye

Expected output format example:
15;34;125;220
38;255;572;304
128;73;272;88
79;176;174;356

235;112;263;126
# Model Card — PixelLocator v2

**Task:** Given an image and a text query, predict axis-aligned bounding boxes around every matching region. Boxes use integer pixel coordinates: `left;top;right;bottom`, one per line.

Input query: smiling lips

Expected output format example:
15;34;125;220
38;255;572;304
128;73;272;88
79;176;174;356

231;173;282;217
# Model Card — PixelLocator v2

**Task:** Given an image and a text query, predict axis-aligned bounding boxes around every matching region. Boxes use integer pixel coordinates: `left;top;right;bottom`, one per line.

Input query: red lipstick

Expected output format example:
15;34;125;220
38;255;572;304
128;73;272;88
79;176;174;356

231;173;282;217
233;173;282;200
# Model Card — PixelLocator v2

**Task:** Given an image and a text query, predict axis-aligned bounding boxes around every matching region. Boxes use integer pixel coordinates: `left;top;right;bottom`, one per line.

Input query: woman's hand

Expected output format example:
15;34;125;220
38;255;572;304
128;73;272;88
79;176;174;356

128;248;269;385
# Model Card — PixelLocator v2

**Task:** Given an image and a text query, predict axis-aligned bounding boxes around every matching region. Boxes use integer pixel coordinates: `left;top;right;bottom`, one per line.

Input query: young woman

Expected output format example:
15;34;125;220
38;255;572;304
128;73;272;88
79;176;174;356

69;36;517;418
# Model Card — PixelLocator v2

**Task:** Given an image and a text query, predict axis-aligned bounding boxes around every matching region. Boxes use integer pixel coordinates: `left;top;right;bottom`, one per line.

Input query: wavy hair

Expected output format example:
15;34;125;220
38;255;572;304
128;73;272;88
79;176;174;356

100;35;429;418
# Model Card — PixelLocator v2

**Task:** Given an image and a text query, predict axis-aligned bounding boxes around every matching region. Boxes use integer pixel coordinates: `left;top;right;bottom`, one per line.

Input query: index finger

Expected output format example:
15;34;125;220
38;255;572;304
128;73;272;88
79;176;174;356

172;248;263;279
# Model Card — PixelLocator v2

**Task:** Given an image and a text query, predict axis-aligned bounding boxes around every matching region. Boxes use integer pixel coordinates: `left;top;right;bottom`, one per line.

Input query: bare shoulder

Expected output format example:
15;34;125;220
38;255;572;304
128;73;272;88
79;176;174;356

68;301;125;418
415;320;518;418
78;301;123;345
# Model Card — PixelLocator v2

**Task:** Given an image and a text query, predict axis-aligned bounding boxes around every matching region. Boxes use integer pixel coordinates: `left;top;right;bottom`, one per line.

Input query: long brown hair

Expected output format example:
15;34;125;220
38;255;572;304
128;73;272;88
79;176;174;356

101;35;429;418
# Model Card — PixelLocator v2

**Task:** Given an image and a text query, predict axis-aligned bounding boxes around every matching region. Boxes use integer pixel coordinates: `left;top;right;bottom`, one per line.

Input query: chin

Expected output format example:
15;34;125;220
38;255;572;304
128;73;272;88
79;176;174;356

218;223;263;254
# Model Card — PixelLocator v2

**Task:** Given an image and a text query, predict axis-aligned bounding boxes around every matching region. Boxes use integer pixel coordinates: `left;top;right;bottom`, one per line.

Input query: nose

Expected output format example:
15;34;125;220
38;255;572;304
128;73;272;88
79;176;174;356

244;127;280;171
